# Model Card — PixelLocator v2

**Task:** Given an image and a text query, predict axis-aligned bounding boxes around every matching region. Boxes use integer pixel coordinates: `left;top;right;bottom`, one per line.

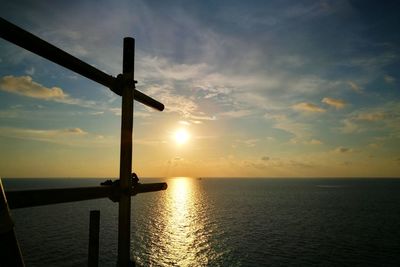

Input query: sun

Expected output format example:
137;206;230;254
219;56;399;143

174;129;190;145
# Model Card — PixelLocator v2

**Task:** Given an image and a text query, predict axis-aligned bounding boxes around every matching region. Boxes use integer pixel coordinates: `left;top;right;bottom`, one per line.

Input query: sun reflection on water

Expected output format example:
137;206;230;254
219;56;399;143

137;177;219;266
161;177;212;266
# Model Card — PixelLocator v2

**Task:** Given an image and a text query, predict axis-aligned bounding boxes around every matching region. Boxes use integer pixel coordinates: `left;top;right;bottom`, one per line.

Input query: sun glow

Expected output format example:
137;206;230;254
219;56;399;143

174;129;190;145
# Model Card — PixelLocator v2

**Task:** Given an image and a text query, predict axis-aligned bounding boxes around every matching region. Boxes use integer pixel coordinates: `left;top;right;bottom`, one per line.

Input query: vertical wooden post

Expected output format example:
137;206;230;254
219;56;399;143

117;37;135;266
0;178;25;266
88;210;100;267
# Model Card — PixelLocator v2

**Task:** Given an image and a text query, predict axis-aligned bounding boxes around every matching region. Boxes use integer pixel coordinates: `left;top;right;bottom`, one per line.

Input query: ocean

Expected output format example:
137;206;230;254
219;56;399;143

3;177;400;266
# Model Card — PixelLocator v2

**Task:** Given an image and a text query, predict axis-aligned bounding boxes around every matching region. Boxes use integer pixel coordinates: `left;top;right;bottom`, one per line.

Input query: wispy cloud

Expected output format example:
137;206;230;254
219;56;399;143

145;84;199;117
134;138;167;146
25;67;35;76
236;138;260;147
340;119;360;134
178;120;191;126
0;127;86;141
307;139;323;145
333;146;352;153
322;97;346;109
347;53;398;73
0;109;20;119
0;127;116;147
218;109;253;118
109;108;121;116
109;108;152;118
245;157;314;171
355;112;385;122
273;120;312;141
384;75;396;84
292;102;326;113
347;81;363;93
339;103;399;134
90;111;104;115
143;57;208;81
187;114;216;121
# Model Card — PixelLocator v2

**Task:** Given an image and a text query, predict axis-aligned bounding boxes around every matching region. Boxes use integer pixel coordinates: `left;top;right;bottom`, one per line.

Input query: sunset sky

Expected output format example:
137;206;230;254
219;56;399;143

1;0;399;178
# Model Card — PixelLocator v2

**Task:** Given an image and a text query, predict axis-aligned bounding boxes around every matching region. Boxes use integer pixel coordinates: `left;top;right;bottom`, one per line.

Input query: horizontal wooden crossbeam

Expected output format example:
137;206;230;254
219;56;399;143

5;183;167;209
0;18;164;111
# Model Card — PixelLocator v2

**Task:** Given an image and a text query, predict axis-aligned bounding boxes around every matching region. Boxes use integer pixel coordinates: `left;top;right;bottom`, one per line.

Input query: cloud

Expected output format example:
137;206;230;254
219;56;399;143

145;84;200;118
250;162;268;169
135;38;347;124
64;128;87;135
0;127;117;147
0;109;19;119
339;103;399;134
109;108;121;116
368;143;382;149
0;127;86;141
322;97;346;109
201;86;232;99
292;102;325;113
355;112;385;122
236;138;260;147
134;138;167;146
247;157;314;171
264;113;287;121
348;81;362;93
334;146;352;153
138;56;208;82
0;75;96;107
1;75;68;100
178;120;191;126
187;114;216;121
384;75;395;84
218;109;253;118
90;111;104;115
25;67;35;76
308;139;323;145
166;156;184;167
347;53;398;73
138;50;330;119
340;119;360;134
273;120;312;142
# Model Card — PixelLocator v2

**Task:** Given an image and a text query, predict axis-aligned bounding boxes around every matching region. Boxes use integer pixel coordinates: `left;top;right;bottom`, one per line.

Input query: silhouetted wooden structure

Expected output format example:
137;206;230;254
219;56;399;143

0;18;167;266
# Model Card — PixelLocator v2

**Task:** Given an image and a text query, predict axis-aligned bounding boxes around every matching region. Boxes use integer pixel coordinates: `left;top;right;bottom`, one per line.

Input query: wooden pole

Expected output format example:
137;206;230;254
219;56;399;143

0;178;24;267
117;37;135;267
88;210;100;267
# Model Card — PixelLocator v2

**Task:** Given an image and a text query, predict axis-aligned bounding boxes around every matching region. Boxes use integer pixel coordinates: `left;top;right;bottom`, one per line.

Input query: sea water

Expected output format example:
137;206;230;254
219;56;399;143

3;178;400;266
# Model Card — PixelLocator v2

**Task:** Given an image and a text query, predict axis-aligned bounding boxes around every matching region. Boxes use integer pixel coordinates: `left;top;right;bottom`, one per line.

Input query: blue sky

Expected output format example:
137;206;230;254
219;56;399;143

1;0;399;177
